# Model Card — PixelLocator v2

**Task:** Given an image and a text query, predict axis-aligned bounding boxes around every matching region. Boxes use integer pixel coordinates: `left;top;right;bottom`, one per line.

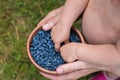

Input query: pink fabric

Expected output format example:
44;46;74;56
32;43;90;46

89;72;107;80
89;72;119;80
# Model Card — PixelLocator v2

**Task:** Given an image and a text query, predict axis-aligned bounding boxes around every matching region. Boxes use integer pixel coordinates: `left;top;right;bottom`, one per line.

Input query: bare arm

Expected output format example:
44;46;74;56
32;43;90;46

60;38;120;66
76;41;120;66
58;0;89;28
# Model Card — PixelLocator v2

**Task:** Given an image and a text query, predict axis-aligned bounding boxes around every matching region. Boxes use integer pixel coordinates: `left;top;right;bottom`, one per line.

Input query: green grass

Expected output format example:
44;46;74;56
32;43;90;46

0;0;89;80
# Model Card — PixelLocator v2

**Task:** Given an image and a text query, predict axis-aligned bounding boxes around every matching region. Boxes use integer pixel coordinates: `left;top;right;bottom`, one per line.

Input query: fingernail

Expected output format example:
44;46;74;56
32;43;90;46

48;22;53;26
43;24;49;30
57;68;64;74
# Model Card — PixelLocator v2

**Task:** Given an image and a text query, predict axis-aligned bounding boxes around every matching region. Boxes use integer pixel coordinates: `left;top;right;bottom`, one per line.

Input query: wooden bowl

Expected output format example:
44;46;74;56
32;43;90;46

27;26;85;74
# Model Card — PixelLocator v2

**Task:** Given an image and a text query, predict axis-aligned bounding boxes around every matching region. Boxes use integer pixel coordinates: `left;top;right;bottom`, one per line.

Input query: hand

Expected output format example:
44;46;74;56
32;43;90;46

60;42;79;63
40;61;98;80
37;6;63;30
40;69;98;80
51;23;70;51
37;6;71;51
59;42;120;77
58;42;103;74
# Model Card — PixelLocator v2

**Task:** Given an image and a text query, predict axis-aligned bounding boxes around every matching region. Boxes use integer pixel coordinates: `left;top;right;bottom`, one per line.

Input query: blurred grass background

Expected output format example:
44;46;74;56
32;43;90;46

0;0;89;80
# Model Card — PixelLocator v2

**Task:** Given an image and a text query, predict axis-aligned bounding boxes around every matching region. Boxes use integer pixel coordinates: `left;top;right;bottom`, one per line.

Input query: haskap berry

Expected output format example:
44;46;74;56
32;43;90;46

30;29;81;71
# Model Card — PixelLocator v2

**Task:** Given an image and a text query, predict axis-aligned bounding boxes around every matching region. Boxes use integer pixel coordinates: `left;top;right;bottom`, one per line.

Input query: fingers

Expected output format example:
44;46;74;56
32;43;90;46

37;6;63;28
40;68;99;80
56;61;94;74
53;36;69;51
56;61;83;74
52;36;69;51
51;27;61;51
42;15;60;30
37;13;56;28
51;26;61;51
51;25;70;51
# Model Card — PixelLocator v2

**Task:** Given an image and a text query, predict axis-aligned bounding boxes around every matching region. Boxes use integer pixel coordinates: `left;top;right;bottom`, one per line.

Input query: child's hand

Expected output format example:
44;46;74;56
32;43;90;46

60;42;79;62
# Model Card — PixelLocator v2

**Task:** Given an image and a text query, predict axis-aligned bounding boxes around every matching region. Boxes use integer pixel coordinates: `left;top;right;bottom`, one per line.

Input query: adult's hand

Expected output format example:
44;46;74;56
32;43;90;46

37;6;70;51
40;61;98;80
37;6;63;30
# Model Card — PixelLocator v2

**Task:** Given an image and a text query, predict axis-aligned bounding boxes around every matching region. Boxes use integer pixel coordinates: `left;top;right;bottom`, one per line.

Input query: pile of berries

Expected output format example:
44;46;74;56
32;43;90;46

30;29;81;71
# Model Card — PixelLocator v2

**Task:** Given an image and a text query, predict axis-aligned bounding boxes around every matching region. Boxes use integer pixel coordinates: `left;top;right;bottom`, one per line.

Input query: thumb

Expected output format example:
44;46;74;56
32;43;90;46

56;61;94;74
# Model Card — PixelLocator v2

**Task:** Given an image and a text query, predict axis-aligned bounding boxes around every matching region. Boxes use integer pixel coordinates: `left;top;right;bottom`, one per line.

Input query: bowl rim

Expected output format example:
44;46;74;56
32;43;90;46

27;25;85;74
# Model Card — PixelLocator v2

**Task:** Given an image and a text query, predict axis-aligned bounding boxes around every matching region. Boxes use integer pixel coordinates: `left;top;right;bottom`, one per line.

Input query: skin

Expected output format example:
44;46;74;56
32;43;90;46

37;0;120;80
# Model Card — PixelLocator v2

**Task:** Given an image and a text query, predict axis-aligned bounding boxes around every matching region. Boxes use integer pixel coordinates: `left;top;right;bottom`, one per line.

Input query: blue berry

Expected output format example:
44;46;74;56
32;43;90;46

30;29;81;71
